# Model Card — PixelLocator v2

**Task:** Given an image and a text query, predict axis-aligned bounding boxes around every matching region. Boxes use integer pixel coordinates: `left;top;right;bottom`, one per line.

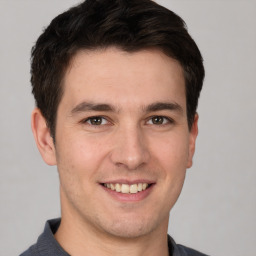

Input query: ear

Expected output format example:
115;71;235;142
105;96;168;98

31;108;57;165
187;114;199;168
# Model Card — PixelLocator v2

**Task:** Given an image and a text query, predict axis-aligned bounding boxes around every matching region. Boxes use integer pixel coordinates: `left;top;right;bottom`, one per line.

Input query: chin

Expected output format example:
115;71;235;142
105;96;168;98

95;214;162;239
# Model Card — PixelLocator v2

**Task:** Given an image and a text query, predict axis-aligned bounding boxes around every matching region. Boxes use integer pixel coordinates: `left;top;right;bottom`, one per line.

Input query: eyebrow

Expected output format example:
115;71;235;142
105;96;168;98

71;101;183;115
71;102;116;114
144;102;183;113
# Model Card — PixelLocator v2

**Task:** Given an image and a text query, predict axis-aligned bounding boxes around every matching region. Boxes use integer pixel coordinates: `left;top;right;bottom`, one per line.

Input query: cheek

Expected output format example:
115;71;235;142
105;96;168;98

55;134;109;181
55;140;99;205
151;133;190;173
148;135;189;215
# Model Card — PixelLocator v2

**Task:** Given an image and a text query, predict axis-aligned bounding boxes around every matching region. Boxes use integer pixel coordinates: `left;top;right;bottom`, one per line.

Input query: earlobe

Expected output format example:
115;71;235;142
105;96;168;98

31;108;57;166
187;114;199;168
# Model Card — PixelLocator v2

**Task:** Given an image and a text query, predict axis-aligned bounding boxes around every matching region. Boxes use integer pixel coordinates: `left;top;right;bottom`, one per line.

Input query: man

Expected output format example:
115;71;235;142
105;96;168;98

21;0;207;255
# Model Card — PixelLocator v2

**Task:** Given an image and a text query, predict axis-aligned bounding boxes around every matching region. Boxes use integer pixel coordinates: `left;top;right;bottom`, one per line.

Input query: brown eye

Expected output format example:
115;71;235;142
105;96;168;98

152;116;164;125
87;117;107;125
147;116;172;126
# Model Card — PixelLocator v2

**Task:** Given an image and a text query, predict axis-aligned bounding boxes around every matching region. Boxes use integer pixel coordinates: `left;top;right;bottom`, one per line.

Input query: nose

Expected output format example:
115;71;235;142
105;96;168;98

110;125;150;170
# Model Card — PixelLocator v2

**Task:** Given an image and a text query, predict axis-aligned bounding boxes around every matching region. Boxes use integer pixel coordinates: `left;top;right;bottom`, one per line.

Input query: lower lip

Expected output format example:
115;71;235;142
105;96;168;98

101;184;155;202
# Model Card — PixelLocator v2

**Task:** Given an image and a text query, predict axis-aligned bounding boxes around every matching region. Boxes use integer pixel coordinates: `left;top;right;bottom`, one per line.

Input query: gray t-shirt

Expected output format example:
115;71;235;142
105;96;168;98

20;219;209;256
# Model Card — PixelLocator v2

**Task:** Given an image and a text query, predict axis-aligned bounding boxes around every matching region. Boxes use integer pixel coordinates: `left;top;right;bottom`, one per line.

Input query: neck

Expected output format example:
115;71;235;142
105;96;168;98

55;210;169;256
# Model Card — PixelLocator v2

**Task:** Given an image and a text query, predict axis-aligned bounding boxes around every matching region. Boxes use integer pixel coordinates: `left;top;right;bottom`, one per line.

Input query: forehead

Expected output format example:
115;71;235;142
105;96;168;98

61;47;186;110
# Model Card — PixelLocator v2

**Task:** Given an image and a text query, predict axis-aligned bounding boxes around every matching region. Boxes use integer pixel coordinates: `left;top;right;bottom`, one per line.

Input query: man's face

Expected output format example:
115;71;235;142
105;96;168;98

42;48;198;238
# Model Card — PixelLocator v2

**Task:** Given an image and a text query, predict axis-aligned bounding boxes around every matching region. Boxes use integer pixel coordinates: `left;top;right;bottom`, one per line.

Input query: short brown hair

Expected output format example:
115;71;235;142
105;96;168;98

31;0;205;138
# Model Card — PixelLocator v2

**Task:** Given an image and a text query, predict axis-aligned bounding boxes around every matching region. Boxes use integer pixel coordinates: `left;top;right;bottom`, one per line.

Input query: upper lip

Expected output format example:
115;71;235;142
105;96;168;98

100;179;155;185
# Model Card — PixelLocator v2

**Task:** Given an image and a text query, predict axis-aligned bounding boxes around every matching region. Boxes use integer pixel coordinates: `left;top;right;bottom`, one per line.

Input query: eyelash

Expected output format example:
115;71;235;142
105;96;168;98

81;116;110;126
146;116;174;125
81;115;174;127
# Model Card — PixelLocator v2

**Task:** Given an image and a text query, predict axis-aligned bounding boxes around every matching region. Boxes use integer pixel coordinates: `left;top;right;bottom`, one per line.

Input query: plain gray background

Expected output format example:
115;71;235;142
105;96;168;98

0;0;255;255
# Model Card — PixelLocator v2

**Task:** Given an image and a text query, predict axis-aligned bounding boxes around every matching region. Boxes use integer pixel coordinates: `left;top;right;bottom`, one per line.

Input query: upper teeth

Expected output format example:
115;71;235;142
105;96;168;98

104;183;149;194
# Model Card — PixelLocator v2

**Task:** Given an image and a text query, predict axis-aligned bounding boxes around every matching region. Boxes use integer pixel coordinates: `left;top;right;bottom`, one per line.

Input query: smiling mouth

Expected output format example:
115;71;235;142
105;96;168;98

101;183;152;194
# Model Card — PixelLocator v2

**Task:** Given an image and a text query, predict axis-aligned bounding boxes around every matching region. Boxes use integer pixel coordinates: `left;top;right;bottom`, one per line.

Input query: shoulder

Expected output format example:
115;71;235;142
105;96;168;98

168;235;209;256
176;244;209;256
19;244;37;256
19;218;67;256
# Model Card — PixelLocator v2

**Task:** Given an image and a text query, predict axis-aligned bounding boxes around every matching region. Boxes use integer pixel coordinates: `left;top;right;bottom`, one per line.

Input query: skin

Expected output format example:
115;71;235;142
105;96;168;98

32;47;198;256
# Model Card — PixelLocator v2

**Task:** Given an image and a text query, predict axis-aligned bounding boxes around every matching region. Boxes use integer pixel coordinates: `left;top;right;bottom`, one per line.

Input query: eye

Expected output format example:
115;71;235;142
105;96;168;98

85;116;108;125
147;116;172;125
